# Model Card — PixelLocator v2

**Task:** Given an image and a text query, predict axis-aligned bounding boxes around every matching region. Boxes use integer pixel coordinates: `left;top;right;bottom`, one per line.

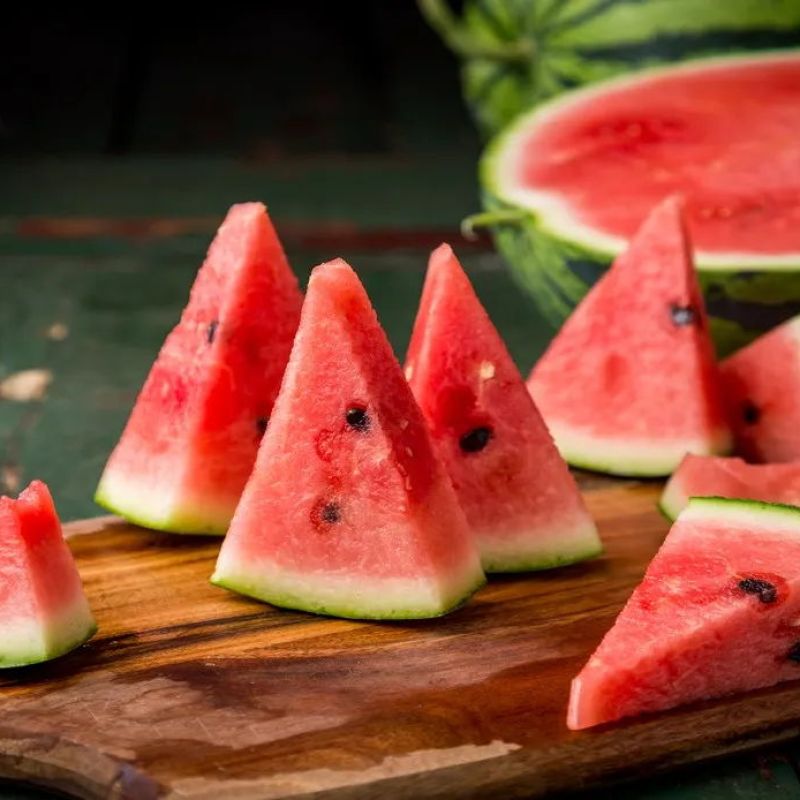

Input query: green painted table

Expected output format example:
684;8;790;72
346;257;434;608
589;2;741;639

1;157;799;799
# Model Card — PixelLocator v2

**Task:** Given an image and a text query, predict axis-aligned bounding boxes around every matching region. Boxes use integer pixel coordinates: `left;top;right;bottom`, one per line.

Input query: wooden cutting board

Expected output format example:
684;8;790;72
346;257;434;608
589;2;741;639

2;482;800;800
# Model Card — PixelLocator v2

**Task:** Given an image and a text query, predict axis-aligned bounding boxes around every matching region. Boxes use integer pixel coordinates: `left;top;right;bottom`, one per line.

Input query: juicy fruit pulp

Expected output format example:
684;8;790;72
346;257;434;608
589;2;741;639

95;203;303;534
528;196;730;476
405;244;601;572
720;315;800;463
492;51;800;260
0;481;96;667
661;454;800;520
212;259;485;619
569;497;800;730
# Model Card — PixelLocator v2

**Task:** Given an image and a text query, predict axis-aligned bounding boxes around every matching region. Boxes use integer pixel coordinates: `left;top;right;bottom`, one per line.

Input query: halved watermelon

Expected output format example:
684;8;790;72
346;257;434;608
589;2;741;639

405;243;601;572
569;497;800;730
212;259;485;619
1;481;96;667
95;203;303;534
661;454;800;521
480;50;800;354
720;315;800;463
423;0;800;137
527;196;731;477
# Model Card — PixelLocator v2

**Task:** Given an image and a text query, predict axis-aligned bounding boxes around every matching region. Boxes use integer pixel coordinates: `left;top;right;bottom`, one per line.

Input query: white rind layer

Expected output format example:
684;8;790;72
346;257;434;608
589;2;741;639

680;496;800;531
2;595;96;668
486;50;800;271
549;422;732;478
659;476;689;520
95;469;231;535
477;516;602;573
211;550;486;620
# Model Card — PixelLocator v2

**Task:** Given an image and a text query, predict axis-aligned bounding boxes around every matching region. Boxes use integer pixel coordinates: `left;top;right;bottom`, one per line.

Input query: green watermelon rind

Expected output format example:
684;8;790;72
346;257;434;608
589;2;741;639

683;495;800;522
541;421;733;479
659;475;691;522
94;477;229;536
1;604;97;669
479;50;800;356
210;566;487;621
480;518;603;573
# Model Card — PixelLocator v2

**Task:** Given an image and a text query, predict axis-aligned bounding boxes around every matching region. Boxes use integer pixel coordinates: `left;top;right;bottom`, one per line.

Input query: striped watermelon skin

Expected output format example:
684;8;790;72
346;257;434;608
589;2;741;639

421;0;800;136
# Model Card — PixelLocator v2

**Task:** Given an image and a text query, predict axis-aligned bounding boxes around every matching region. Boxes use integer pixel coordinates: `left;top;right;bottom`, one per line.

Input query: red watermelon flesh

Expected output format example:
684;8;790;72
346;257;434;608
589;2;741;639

720;315;800;463
212;259;485;619
661;454;800;521
1;481;95;667
568;497;800;730
528;196;731;477
95;203;303;534
405;244;601;572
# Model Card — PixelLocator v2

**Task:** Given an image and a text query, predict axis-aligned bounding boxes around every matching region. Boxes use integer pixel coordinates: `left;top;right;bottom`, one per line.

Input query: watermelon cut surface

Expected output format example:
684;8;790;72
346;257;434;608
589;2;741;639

720;315;800;463
1;481;95;667
481;51;800;354
212;259;485;619
95;203;303;534
527;196;730;477
405;244;601;572
568;496;800;729
661;455;800;521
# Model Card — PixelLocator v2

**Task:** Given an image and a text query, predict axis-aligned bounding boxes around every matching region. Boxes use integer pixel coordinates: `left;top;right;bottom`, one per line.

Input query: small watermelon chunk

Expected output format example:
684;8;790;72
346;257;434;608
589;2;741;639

96;203;303;534
1;481;96;667
212;259;485;619
720;315;800;463
568;497;800;730
405;244;601;572
528;196;731;477
661;454;800;521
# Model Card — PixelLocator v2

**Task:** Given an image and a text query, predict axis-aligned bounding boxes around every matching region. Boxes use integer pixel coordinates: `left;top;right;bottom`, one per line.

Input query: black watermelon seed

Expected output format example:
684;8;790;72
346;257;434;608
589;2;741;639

742;402;760;425
738;577;777;604
320;502;341;524
207;320;219;344
670;304;696;326
460;426;493;453
345;406;370;432
256;417;269;434
788;642;800;663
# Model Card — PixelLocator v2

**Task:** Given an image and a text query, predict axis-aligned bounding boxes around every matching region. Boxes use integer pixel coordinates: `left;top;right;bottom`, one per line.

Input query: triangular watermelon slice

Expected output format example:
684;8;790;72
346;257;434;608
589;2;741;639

527;196;731;477
212;259;486;619
568;497;800;729
1;481;96;667
720;315;800;463
95;203;303;534
405;244;601;572
661;454;800;521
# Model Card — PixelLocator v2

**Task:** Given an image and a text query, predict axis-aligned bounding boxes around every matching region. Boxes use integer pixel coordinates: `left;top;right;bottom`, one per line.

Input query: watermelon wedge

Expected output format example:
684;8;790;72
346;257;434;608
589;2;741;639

1;481;96;667
661;455;800;521
405;244;601;572
527;196;731;477
95;203;303;534
479;50;800;354
720;315;800;463
212;259;486;619
568;497;800;730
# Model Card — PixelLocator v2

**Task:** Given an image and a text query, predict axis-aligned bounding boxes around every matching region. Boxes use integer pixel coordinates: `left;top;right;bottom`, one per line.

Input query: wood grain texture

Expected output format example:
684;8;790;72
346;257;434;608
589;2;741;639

3;483;800;800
